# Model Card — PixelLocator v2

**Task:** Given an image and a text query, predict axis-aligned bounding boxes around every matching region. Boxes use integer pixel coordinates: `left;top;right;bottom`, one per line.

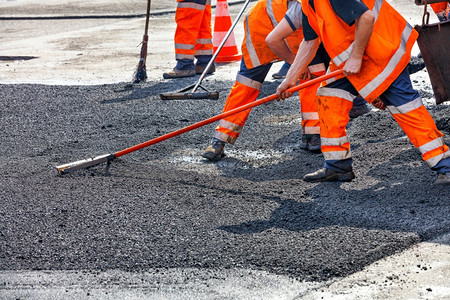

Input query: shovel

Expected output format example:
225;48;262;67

56;70;343;175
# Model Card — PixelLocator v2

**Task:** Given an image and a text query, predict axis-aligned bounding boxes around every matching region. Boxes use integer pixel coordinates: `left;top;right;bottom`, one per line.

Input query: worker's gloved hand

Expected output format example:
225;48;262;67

371;97;386;110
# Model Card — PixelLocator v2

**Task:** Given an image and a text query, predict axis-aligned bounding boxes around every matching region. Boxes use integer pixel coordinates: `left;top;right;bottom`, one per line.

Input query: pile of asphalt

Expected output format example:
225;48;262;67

0;78;449;282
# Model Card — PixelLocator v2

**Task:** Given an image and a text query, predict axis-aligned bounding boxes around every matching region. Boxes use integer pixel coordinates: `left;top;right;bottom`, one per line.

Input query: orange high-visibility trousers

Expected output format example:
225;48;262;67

316;69;450;172
214;61;323;144
174;0;213;61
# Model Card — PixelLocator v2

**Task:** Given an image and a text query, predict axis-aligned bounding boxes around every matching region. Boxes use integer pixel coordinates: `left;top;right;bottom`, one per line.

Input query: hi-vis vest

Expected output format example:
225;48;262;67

303;0;418;102
241;0;304;69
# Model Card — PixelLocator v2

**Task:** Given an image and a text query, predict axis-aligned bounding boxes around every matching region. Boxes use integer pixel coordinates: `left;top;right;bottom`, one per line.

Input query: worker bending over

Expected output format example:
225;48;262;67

202;0;370;161
277;0;450;185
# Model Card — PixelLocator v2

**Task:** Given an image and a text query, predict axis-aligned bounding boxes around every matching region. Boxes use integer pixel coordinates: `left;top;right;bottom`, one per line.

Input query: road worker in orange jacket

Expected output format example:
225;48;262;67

277;0;450;185
431;2;449;22
202;0;370;161
163;0;215;79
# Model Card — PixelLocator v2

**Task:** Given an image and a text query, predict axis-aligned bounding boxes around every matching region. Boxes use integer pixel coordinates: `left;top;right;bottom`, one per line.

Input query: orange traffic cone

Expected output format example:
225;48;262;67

213;0;242;63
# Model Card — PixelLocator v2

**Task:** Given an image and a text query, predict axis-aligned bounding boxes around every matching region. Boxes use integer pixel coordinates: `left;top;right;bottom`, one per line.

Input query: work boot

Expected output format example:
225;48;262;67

202;137;225;161
303;168;355;183
163;68;196;79
195;64;216;75
349;103;371;119
272;62;291;79
435;172;450;185
307;134;321;152
299;134;321;152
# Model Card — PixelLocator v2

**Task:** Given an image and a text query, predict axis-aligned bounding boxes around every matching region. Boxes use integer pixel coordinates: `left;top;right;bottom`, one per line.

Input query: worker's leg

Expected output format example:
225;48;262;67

164;0;208;78
194;1;214;74
380;67;450;183
303;77;358;182
213;59;272;144
298;67;325;152
202;59;272;161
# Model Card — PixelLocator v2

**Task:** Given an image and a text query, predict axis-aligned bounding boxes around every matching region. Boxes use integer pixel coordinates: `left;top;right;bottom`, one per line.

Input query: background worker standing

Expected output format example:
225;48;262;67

431;2;449;21
277;0;450;185
163;0;215;79
202;0;370;161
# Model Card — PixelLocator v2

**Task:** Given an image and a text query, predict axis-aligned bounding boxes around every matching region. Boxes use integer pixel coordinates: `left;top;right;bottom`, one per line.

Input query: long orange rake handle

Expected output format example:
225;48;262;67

56;70;343;174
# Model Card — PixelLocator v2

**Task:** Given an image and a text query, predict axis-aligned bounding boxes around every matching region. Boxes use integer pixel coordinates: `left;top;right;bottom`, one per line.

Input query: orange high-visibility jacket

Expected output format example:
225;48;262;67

241;0;304;69
430;2;449;14
302;0;418;102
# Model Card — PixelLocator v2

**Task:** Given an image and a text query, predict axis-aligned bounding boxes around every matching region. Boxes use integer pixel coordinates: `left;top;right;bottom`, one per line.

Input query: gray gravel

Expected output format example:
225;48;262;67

1;80;449;282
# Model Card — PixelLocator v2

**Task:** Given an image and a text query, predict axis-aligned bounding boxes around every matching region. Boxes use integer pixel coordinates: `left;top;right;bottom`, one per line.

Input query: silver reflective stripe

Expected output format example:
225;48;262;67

175;43;195;50
425;149;450;168
321;135;350;147
303;126;320;134
195;49;213;55
317;87;355;103
386;97;423;115
418;136;445;154
308;63;326;73
359;23;413;98
333;43;353;67
372;0;383;19
218;119;243;133
206;0;211;5
177;2;205;10
266;0;278;27
245;15;261;67
196;38;212;45
323;149;352;160
302;112;319;120
236;74;263;90
333;0;383;66
214;131;237;145
176;53;195;60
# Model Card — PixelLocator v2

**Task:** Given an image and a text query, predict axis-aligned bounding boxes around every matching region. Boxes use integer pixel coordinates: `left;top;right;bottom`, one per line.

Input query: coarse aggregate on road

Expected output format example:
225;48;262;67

0;0;449;299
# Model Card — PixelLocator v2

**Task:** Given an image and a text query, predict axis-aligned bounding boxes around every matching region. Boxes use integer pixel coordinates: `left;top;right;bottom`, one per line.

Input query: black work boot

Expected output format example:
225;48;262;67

435;172;450;185
307;134;321;152
299;134;321;153
195;64;216;75
202;138;225;161
303;168;355;183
